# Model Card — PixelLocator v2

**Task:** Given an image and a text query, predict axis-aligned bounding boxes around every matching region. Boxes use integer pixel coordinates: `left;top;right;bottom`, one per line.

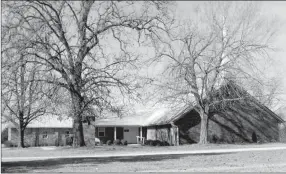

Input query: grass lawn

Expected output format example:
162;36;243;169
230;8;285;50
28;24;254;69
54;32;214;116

2;142;285;158
2;145;286;172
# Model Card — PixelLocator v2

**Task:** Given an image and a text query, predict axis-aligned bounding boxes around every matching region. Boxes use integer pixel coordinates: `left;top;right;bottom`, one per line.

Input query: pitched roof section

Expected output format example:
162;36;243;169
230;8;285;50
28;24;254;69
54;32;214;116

93;106;192;127
93;82;284;127
27;116;73;128
225;82;285;123
5;116;73;129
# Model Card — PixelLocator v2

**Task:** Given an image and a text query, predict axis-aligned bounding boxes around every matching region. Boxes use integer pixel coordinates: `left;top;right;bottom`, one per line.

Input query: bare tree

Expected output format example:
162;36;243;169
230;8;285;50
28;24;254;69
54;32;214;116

2;1;174;146
276;106;286;121
248;77;284;109
1;52;57;147
152;2;279;144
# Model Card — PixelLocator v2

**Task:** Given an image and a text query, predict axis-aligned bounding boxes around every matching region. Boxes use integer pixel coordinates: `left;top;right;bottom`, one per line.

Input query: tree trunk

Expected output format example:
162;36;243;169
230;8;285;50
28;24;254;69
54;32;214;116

18;118;25;148
72;117;85;147
199;111;209;144
18;54;26;148
70;91;85;147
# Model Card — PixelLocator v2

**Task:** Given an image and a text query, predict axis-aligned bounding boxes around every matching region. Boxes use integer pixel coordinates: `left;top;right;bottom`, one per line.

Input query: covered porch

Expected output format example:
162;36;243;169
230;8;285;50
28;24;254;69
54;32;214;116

92;108;182;146
95;126;147;145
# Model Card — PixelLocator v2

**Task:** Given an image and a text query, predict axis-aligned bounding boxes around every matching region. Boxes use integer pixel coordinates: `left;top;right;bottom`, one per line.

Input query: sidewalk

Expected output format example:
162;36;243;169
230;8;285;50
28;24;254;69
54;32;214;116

2;145;286;163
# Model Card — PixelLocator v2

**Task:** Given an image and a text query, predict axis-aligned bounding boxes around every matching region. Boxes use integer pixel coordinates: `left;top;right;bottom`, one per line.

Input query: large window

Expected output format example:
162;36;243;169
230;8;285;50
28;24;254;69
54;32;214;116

98;127;105;137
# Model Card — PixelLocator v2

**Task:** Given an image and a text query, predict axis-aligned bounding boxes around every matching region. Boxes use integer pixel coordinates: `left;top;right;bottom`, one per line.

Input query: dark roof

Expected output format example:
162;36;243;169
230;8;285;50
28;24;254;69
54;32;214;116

94;81;284;126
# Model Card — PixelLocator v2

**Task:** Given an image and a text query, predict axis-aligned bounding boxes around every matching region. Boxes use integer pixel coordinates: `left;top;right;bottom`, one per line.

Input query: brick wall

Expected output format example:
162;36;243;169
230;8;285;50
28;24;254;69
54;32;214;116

9;127;73;147
38;128;58;146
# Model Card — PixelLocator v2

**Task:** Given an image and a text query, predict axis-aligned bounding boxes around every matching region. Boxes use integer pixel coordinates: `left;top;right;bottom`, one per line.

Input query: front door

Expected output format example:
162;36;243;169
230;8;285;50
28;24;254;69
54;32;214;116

116;127;124;140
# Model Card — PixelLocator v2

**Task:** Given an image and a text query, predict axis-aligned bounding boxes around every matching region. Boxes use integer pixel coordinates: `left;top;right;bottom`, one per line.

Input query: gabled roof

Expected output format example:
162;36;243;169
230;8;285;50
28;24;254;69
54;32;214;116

224;82;284;123
5;116;73;129
275;106;286;122
93;106;192;127
93;81;284;127
27;116;73;128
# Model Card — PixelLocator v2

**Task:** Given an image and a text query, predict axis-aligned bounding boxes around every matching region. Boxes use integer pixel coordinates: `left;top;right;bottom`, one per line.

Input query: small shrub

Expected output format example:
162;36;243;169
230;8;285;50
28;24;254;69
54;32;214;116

144;140;151;145
145;140;161;146
55;139;59;146
212;135;219;143
144;140;168;146
66;137;73;146
106;140;113;145
3;141;15;147
270;139;276;143
101;139;107;144
114;139;122;145
123;140;128;145
1;129;8;143
153;140;163;146
161;141;170;146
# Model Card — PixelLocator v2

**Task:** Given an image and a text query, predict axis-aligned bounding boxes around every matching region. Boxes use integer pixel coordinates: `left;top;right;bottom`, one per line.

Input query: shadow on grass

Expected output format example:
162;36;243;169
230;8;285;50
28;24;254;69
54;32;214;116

1;152;234;173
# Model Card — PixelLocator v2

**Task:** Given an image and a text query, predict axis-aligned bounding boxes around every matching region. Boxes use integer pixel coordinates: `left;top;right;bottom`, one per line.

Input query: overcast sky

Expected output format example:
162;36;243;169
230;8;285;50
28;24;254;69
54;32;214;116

259;1;286;108
174;1;286;108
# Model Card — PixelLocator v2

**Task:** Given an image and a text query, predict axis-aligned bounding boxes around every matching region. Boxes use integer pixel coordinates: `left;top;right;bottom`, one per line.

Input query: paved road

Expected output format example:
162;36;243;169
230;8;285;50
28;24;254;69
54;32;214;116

2;145;286;162
2;145;286;173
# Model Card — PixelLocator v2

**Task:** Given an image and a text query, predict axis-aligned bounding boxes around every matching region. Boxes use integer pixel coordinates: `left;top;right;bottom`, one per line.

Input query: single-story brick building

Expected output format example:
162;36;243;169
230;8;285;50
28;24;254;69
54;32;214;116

5;116;74;147
93;82;285;145
4;115;96;147
6;116;72;146
92;108;181;145
3;82;285;146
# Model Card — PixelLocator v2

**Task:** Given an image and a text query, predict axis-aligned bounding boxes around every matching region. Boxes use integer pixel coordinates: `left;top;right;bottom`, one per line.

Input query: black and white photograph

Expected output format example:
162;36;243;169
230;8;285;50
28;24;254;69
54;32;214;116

1;1;286;173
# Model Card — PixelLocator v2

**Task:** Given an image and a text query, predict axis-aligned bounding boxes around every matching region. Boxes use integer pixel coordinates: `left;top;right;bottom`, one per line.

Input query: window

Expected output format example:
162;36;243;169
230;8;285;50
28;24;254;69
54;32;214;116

65;131;70;138
42;131;48;139
98;127;105;137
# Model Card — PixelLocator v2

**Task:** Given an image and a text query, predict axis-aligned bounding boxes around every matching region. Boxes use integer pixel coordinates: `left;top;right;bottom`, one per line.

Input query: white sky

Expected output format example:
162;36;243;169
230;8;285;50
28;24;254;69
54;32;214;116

174;1;286;108
2;1;285;113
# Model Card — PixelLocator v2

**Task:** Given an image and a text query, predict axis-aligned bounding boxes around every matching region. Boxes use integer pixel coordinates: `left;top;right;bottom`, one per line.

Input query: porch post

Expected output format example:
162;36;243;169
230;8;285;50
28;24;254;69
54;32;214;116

140;127;143;138
8;128;11;141
114;127;117;141
170;127;174;145
176;127;179;146
140;127;143;144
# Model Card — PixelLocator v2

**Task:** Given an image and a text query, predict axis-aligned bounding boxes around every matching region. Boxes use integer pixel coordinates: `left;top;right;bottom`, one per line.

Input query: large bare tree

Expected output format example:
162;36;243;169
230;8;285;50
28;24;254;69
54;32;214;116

152;2;279;144
2;21;59;147
2;1;173;146
1;52;58;147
